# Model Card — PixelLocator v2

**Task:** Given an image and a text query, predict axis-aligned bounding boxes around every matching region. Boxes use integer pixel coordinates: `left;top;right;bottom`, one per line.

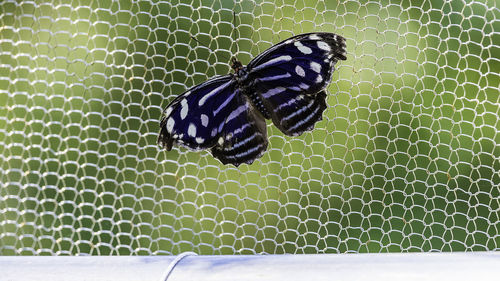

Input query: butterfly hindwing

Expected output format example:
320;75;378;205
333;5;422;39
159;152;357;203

260;86;328;136
211;96;268;166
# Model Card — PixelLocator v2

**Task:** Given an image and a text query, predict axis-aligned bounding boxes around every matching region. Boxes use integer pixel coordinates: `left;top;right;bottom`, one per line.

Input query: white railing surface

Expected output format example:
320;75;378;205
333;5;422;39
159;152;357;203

2;252;500;281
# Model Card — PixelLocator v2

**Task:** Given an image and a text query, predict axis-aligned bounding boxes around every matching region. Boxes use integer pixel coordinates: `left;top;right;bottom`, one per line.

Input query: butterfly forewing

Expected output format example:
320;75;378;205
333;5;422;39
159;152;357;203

158;75;238;151
158;75;268;166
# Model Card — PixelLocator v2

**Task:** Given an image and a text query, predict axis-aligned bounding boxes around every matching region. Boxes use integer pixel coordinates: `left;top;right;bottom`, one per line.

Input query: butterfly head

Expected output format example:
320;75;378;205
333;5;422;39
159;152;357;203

231;57;247;81
231;57;247;78
231;57;242;70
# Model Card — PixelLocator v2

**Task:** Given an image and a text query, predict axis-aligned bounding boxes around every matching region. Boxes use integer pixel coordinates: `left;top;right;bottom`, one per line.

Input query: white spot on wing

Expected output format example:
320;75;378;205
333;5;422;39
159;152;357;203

299;83;309;90
262;87;286;98
211;127;218;137
180;99;189;120
308;34;321;40
295;65;305;77
294;41;312;54
188;123;197;137
166;117;175;133
218;137;224;146
198;80;232;106
317;41;331;52
316;75;323;83
164;107;173;118
196;137;204;144
252;55;292;71
310;61;322;73
201;114;209;127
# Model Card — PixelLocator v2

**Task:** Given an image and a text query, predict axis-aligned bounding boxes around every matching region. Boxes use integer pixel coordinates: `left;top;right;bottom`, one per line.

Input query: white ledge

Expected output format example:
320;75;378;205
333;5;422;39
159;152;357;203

2;252;500;281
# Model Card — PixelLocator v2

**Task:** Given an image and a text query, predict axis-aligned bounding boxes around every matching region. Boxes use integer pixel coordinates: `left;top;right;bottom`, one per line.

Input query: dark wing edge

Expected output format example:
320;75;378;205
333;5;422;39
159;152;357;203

248;32;347;70
324;32;347;61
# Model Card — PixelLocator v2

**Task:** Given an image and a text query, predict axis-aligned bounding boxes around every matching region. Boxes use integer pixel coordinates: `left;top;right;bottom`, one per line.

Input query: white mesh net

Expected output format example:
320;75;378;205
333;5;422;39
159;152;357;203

0;0;499;255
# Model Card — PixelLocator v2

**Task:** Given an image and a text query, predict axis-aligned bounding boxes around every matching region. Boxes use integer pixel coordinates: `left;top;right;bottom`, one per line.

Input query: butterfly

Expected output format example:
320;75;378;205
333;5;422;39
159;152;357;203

158;32;347;166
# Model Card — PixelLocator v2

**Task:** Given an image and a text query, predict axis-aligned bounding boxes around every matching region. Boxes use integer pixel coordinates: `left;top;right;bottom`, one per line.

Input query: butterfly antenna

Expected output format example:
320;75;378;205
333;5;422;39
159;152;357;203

190;35;231;62
231;11;239;58
189;35;203;47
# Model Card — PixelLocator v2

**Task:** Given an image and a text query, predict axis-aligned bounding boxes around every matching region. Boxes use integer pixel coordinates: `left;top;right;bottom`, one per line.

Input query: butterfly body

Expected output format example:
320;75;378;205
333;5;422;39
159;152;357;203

159;32;347;166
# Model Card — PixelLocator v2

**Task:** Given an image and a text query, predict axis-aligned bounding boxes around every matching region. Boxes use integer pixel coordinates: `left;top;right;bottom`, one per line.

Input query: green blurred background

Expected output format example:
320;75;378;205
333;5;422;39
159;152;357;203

0;0;499;255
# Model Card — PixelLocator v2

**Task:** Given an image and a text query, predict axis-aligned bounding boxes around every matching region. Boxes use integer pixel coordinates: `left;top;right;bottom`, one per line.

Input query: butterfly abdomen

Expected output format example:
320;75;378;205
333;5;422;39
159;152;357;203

233;65;272;120
241;86;271;119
